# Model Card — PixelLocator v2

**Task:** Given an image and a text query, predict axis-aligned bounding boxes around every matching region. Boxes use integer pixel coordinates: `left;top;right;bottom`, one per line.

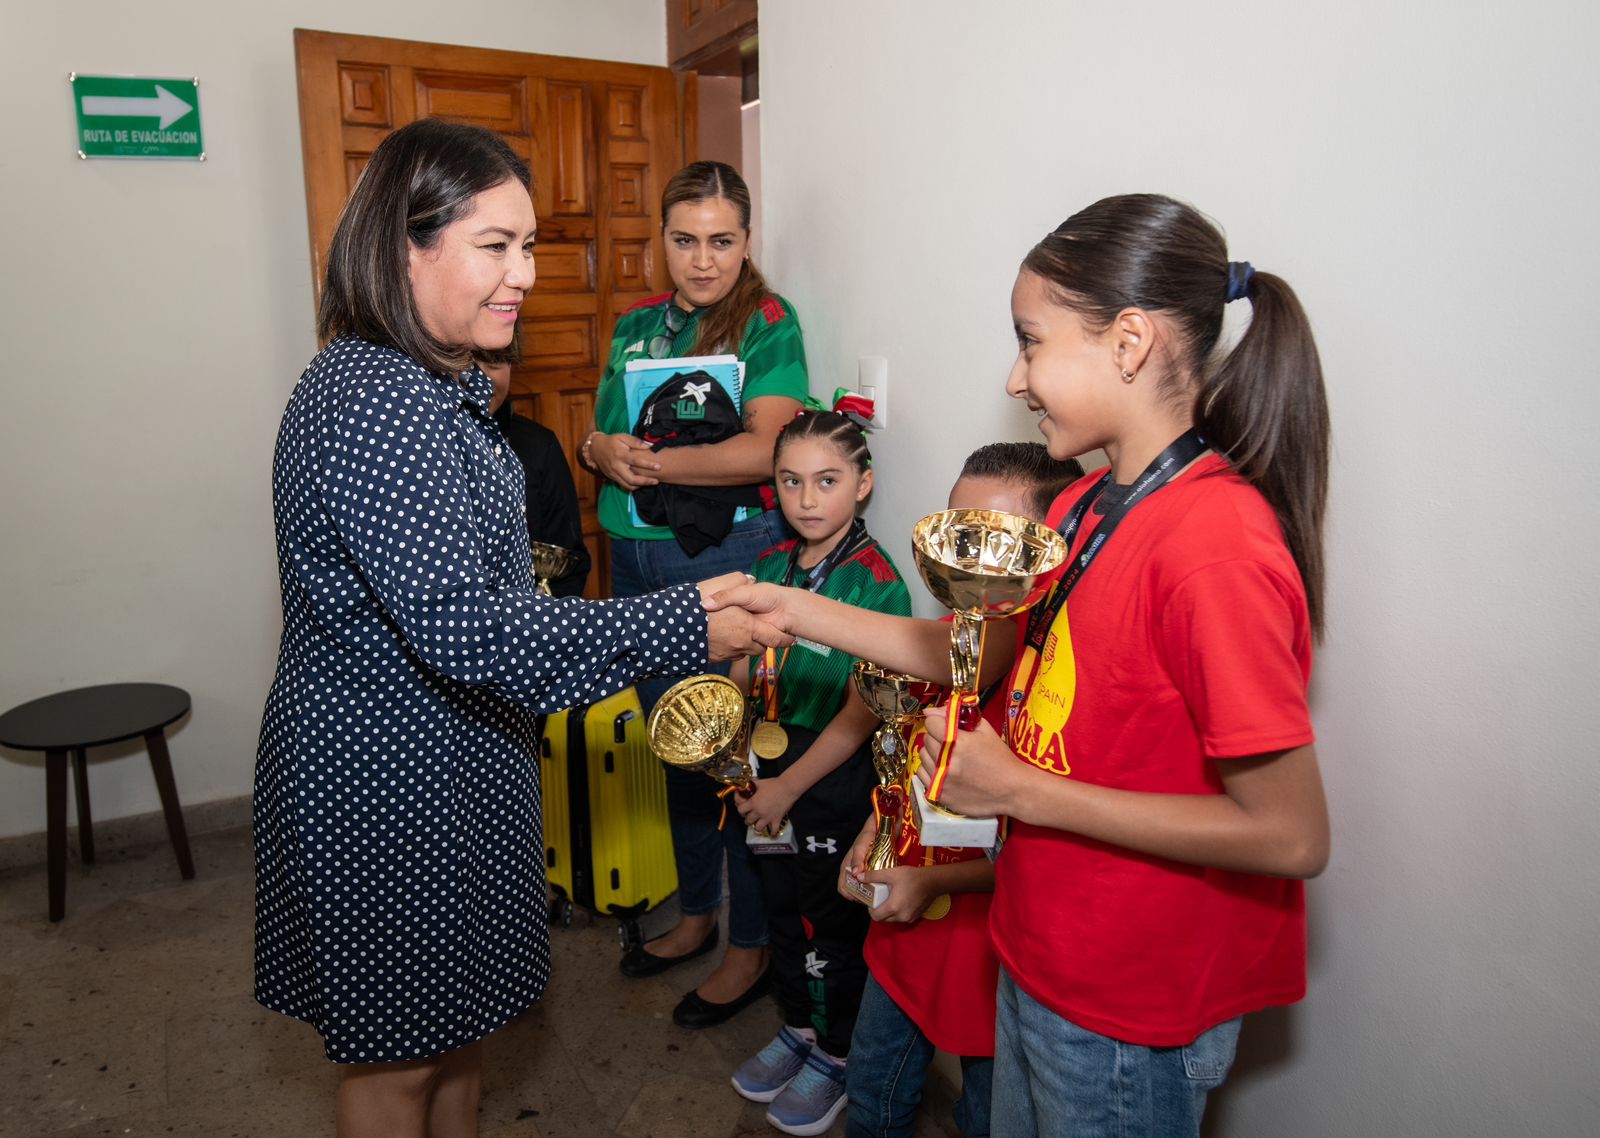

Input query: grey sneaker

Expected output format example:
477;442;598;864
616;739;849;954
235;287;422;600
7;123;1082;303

765;1048;848;1136
731;1026;813;1103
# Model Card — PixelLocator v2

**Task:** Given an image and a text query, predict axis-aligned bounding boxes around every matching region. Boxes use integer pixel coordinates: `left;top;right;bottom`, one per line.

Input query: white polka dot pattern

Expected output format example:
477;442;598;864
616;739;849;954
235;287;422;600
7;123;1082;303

254;337;710;1062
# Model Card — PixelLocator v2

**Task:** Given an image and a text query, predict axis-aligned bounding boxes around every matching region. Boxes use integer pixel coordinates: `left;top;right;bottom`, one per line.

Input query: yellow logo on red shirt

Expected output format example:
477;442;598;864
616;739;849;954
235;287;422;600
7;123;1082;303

1007;613;1077;777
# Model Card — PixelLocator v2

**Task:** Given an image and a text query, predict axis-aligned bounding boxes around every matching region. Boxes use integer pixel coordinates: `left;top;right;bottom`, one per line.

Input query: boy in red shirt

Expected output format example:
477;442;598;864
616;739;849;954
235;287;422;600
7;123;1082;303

839;443;1081;1138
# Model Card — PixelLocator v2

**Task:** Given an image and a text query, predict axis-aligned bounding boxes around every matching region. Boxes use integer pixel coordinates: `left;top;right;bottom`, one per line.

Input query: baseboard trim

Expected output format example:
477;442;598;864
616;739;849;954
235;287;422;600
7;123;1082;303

0;794;251;872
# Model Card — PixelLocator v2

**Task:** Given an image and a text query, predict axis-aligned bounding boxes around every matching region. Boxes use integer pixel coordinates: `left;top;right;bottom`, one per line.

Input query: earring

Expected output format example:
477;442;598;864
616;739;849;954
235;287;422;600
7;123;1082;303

1120;368;1136;383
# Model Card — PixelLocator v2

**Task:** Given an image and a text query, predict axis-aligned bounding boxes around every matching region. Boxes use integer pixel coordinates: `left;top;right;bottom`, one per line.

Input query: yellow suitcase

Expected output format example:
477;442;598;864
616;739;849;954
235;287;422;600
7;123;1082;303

540;686;677;948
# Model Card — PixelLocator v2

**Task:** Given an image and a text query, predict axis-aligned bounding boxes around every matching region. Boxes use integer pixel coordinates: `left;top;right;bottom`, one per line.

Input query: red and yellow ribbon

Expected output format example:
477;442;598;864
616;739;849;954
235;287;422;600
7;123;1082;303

716;784;742;831
926;689;979;804
758;645;784;724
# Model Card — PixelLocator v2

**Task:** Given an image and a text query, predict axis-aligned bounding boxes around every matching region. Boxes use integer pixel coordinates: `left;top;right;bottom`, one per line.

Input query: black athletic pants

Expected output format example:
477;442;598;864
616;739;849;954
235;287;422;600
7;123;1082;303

753;724;875;1057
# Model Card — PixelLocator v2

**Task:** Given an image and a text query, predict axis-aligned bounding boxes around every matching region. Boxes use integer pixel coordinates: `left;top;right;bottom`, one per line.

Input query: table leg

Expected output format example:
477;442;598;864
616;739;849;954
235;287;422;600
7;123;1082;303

71;747;95;865
46;749;67;922
145;730;195;880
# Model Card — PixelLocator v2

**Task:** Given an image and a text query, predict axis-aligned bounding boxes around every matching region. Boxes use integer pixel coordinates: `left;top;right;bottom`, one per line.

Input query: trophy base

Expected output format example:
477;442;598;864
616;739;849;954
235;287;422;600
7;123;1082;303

745;819;798;855
844;875;890;908
911;778;998;849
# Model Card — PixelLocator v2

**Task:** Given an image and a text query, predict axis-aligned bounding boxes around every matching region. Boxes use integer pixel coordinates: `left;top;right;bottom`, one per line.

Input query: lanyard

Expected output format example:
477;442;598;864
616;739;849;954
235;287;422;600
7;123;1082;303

757;518;871;719
780;517;868;592
1023;430;1208;652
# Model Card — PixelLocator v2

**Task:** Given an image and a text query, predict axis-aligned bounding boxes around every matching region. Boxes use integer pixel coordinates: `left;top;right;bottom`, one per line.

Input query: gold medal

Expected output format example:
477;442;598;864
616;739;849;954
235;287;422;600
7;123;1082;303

922;893;952;921
751;720;789;760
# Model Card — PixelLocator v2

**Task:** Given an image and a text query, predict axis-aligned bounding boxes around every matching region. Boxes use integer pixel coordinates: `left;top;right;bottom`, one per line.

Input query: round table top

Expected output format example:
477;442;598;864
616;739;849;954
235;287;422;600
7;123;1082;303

0;683;191;751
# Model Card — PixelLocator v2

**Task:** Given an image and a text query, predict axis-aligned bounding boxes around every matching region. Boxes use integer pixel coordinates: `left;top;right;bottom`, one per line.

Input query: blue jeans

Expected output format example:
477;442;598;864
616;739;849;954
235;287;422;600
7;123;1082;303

846;974;993;1138
991;969;1240;1138
609;510;789;949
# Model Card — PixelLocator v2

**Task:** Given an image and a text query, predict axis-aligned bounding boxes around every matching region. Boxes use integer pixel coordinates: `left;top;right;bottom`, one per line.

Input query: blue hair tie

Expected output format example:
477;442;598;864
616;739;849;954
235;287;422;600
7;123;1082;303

1225;261;1254;303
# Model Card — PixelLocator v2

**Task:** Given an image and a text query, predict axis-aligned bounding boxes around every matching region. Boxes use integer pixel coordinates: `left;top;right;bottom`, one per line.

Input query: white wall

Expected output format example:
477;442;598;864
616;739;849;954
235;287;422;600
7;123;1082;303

759;2;1600;1135
0;1;666;838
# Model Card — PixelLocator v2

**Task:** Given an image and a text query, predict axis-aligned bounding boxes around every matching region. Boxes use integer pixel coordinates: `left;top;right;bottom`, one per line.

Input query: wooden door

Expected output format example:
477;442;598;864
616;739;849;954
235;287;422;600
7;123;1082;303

294;28;694;599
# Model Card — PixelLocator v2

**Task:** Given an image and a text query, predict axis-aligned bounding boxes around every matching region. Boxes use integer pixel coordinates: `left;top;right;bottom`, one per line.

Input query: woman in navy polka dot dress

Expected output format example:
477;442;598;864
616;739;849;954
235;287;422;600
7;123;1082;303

254;118;788;1136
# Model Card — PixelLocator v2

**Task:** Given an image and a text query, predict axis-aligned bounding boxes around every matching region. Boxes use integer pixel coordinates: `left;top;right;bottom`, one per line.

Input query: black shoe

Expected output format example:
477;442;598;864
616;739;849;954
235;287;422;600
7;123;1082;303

618;925;719;979
672;970;774;1029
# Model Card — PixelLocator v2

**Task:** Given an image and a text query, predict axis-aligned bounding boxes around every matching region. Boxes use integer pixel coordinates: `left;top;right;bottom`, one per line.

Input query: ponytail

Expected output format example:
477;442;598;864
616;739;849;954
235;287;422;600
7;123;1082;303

695;257;772;357
1197;271;1329;637
1023;193;1330;636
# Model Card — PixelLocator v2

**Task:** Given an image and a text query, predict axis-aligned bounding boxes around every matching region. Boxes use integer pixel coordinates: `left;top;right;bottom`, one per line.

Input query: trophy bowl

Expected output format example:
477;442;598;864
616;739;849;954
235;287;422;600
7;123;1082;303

910;509;1068;618
910;509;1067;843
846;662;946;907
647;674;751;778
648;674;796;853
851;661;944;728
529;541;581;596
850;661;943;788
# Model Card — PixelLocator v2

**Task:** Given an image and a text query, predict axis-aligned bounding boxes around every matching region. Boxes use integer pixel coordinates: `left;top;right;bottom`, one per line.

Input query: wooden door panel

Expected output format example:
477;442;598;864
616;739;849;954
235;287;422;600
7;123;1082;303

532;243;596;293
413;72;530;132
338;66;393;126
611;241;653;291
522;317;598;369
543;82;594;217
295;28;688;601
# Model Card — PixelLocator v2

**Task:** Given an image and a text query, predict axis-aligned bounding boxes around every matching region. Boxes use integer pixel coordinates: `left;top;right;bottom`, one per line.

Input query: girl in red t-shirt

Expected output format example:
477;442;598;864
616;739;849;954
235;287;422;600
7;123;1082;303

839;442;1081;1138
709;193;1332;1138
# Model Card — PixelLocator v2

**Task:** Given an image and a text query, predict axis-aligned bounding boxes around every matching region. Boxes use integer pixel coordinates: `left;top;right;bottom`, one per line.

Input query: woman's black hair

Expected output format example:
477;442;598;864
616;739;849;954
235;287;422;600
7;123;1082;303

318;118;531;376
1023;194;1330;636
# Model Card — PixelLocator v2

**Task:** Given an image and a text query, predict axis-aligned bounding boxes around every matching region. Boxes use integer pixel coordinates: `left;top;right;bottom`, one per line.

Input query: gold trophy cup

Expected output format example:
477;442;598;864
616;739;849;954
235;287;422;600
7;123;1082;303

909;509;1067;847
646;674;798;854
845;662;943;906
528;540;581;596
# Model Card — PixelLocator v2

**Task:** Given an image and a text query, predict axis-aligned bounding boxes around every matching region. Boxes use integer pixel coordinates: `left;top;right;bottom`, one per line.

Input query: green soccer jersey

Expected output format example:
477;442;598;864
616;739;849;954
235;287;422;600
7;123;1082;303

594;291;810;542
750;535;913;734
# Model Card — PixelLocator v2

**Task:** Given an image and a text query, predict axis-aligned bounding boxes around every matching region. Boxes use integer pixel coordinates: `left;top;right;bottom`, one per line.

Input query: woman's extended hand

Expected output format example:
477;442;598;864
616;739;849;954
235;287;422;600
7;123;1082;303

914;707;1027;819
588;431;661;491
736;776;799;838
697;571;754;605
700;573;792;660
705;606;791;661
702;581;802;638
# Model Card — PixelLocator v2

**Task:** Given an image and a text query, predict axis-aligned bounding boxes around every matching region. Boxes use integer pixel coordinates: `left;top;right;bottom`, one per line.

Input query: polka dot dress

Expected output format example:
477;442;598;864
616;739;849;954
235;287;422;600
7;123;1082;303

254;337;710;1063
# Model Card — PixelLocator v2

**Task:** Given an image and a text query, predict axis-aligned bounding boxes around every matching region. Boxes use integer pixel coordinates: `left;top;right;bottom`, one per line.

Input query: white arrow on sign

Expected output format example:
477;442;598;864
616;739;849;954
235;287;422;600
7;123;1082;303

81;84;193;130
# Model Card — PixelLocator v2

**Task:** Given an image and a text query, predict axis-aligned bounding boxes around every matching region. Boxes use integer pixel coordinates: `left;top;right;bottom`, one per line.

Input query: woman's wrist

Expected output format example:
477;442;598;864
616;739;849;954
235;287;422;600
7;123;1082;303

580;430;601;471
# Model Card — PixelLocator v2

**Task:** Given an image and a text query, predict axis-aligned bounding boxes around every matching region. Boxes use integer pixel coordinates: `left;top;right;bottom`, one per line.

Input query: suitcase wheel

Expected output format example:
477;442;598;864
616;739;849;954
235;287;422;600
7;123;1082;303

550;895;575;928
617;917;644;953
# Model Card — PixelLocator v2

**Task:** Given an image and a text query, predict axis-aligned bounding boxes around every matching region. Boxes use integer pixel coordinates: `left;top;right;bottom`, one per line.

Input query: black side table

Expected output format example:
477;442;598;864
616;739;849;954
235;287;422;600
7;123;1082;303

0;683;195;921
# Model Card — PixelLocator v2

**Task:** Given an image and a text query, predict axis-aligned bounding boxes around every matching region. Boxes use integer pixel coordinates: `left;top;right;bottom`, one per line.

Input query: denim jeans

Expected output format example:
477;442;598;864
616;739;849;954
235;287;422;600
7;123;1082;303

609;510;789;949
846;974;993;1138
990;968;1240;1138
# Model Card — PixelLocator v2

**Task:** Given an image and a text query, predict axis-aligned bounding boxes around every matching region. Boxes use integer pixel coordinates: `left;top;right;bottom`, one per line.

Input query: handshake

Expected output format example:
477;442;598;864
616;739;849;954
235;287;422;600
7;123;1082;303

696;572;795;662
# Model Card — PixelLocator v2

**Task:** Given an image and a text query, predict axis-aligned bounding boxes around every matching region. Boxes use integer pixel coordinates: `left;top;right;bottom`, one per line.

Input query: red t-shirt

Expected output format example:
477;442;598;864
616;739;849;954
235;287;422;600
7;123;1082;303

861;676;1012;1058
991;456;1315;1047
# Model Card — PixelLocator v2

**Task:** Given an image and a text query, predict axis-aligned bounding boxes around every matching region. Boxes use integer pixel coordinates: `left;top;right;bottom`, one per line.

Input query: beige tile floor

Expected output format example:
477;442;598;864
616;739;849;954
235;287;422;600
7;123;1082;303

0;826;962;1137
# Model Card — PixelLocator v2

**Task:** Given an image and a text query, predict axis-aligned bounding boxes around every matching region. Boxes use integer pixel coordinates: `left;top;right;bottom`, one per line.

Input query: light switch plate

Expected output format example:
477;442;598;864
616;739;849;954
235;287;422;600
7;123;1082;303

858;355;888;429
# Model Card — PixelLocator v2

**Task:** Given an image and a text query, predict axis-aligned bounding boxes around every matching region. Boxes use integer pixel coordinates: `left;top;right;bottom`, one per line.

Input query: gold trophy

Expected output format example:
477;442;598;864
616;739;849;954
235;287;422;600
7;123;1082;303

528;540;581;596
845;661;943;907
909;509;1067;847
647;674;798;854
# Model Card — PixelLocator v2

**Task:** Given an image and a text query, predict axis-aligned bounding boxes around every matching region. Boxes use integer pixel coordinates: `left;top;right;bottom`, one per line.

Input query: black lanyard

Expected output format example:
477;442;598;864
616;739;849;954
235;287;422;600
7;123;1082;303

757;518;869;704
1024;430;1208;651
781;517;869;594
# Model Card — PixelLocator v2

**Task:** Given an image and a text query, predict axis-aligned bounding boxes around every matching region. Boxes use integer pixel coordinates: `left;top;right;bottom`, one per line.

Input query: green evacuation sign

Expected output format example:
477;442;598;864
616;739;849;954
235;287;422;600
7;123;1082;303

71;74;203;160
